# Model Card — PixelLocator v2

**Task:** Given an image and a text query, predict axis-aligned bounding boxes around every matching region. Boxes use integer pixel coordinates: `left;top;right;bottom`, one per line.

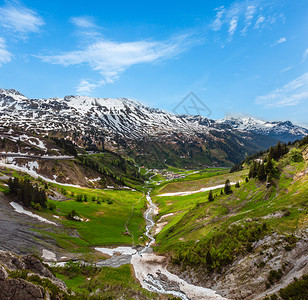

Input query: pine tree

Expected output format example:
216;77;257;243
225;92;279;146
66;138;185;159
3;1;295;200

208;190;214;201
206;250;214;271
257;162;266;181
224;179;232;194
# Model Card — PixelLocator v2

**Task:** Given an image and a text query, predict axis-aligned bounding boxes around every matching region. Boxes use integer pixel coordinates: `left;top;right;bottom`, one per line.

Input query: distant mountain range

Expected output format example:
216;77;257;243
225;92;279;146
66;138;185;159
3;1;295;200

1;88;307;168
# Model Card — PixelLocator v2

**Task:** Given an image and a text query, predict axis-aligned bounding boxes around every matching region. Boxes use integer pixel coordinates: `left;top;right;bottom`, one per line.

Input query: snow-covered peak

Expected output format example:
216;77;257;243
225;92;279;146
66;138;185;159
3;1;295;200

0;89;307;143
217;116;308;138
0;88;28;101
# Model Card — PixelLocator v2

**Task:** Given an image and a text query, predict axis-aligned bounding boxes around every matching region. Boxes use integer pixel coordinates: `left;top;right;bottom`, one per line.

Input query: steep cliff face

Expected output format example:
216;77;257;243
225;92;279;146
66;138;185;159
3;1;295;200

0;251;68;300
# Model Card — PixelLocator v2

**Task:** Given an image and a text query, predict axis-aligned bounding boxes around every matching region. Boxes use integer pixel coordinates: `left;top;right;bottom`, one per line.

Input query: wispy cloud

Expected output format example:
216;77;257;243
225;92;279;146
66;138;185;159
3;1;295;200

254;15;265;29
241;5;256;34
255;72;308;107
39;33;198;92
272;37;286;47
76;79;103;94
71;16;96;28
211;1;283;39
0;37;13;66
303;48;308;62
228;17;238;37
211;6;225;31
0;2;44;34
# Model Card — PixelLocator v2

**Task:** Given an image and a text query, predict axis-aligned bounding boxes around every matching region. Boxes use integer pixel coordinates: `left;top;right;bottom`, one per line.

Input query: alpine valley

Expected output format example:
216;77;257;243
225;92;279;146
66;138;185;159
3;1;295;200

0;88;307;300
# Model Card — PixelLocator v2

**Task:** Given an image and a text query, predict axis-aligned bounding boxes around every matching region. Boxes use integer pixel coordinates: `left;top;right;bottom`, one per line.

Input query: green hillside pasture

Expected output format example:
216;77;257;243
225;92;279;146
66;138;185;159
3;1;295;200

47;186;146;250
154;165;308;252
155;169;247;195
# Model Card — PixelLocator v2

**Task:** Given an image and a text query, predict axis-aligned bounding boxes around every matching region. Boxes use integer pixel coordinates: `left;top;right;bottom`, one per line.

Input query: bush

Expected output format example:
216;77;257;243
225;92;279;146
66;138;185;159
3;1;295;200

47;201;57;211
268;269;283;285
76;194;83;202
289;148;303;163
67;210;81;221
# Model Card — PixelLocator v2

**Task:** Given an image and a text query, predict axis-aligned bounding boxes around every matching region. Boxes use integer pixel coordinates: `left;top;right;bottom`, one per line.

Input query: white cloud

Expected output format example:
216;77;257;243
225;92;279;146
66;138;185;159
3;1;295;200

303;48;308;62
255;72;308;107
40;34;196;86
211;6;225;31
0;37;13;66
71;17;96;28
272;37;286;46
0;3;44;34
76;79;103;94
254;15;265;28
211;1;282;39
228;17;238;36
241;5;256;34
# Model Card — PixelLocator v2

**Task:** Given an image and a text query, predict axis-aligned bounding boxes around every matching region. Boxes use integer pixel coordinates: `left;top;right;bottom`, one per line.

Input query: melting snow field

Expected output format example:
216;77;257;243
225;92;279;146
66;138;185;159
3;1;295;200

10;202;58;226
0;160;82;188
95;246;137;256
158;183;237;197
131;253;227;300
42;249;57;261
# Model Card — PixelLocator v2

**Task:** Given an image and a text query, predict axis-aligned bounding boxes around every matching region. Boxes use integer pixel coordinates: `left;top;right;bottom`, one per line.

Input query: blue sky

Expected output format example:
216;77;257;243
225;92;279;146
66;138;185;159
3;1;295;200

0;0;307;126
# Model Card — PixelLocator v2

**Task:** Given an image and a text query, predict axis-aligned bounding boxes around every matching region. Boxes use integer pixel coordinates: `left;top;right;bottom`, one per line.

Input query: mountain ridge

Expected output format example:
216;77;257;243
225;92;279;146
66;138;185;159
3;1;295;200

1;88;307;168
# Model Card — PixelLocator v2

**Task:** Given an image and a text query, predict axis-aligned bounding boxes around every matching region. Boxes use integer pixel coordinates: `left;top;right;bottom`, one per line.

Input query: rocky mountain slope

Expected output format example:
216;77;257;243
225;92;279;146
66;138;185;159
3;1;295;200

0;250;68;300
1;88;307;168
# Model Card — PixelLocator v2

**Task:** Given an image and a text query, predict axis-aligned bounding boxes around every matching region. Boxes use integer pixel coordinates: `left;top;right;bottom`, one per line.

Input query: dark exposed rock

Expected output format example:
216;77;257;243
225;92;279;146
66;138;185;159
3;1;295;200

0;250;68;300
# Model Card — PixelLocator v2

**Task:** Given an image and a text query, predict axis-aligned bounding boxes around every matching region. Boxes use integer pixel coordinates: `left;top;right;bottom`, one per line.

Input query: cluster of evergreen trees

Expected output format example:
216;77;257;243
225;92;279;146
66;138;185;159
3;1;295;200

249;142;288;181
8;177;47;210
51;137;78;157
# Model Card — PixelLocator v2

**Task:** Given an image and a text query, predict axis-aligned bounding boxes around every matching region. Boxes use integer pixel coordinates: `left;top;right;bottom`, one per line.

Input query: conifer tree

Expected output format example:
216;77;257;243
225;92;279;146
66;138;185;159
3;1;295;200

208;190;214;201
224;179;232;194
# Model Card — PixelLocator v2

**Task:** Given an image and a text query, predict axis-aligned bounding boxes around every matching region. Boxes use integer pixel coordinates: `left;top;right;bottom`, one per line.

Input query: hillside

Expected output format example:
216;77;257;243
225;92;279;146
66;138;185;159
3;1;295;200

153;139;308;299
0;127;144;188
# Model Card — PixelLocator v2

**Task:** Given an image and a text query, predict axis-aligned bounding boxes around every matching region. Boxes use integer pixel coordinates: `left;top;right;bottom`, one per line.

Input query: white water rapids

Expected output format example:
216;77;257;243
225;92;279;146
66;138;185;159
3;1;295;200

129;191;226;299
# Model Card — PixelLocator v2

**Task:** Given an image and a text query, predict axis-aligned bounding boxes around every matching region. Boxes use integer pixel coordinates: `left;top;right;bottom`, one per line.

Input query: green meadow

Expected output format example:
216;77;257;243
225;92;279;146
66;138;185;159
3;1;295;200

37;185;147;253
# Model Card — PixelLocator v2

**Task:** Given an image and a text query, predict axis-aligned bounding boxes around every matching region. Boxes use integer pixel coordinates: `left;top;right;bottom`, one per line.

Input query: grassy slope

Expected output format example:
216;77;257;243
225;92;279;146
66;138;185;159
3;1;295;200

0;167;147;254
54;264;157;299
43;185;147;253
154;169;245;195
153;145;308;255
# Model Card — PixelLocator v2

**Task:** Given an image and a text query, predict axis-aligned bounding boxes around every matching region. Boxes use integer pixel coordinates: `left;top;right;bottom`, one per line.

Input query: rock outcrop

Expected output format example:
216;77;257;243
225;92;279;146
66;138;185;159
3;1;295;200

0;250;68;300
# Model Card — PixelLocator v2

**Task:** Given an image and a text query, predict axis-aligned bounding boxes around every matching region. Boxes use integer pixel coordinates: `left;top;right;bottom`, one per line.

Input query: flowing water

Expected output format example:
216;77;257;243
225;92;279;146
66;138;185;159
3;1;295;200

48;189;226;299
129;190;226;300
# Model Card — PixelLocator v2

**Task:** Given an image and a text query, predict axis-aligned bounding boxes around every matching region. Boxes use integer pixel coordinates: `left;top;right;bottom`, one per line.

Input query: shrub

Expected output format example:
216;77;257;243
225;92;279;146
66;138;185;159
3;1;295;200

268;269;283;285
67;210;80;221
289;148;303;163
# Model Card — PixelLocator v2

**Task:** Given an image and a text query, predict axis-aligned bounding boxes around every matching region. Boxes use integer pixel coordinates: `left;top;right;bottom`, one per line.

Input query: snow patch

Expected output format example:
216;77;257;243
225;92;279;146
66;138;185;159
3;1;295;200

42;249;57;261
95;246;137;256
10;202;58;226
158;183;237;197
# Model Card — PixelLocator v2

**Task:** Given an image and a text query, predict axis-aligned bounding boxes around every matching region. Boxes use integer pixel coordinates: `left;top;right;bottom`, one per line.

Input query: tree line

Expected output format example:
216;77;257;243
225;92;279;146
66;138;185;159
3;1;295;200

8;177;47;210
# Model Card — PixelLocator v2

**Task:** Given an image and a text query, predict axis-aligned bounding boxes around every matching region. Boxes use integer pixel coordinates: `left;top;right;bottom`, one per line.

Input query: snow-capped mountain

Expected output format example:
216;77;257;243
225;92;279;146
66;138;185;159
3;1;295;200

0;89;213;139
217;116;308;142
0;88;307;168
